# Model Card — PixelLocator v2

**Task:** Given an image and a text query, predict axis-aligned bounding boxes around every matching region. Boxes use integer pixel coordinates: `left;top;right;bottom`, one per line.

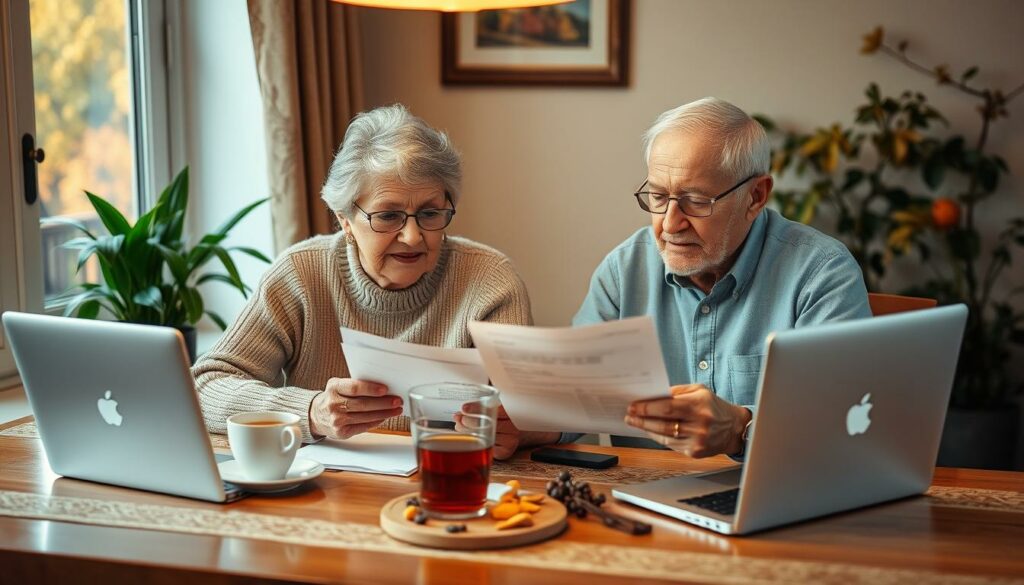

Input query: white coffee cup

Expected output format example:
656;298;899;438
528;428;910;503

226;411;301;481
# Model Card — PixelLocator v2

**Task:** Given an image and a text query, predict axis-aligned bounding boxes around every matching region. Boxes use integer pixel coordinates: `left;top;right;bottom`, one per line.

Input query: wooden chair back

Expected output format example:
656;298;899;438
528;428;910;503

867;292;938;316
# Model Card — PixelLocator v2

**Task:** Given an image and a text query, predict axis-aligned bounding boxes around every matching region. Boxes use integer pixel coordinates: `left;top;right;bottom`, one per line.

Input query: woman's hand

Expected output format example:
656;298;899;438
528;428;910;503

309;378;403;439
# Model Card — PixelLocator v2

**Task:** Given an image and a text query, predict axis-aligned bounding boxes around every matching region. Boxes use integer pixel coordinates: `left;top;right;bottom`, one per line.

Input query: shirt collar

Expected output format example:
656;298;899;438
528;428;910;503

663;209;769;298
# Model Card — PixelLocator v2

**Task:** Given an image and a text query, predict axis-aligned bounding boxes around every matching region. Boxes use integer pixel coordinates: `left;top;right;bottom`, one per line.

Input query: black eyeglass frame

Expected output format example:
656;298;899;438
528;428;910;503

352;192;456;233
633;175;758;218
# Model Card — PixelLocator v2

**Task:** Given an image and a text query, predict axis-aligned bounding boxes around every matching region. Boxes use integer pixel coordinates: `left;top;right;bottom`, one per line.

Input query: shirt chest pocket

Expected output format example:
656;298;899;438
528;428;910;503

728;353;765;406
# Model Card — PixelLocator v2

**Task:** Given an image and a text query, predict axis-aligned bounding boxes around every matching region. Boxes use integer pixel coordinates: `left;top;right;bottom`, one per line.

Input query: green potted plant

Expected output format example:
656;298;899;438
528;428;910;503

757;27;1024;469
44;167;270;363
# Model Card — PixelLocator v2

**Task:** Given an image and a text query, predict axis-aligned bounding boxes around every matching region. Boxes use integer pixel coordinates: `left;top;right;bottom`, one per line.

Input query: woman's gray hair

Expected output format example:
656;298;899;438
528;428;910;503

321;104;462;216
641;97;770;181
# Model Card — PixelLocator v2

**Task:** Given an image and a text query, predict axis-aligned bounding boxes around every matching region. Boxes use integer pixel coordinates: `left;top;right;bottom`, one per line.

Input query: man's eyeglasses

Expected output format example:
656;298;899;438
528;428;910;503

353;193;456;233
634;175;757;218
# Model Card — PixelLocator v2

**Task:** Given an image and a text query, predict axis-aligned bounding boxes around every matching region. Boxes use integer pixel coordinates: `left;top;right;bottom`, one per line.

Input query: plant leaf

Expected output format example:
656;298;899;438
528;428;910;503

154;243;190;284
204;310;228;331
63;288;120;319
196;272;241;287
40;216;97;239
923;155;946;190
86;192;133;236
76;300;101;320
159;168;190;242
181;286;204;325
132;286;164;311
62;236;96;251
212;198;269;237
228;246;272;264
211;246;247;296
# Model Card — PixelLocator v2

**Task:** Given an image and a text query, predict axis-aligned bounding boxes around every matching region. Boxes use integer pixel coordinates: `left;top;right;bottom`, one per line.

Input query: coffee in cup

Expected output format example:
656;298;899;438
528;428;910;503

226;411;301;481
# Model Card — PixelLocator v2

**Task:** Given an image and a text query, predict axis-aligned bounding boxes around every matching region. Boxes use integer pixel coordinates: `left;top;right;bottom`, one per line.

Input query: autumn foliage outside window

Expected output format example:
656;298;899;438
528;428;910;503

30;0;135;301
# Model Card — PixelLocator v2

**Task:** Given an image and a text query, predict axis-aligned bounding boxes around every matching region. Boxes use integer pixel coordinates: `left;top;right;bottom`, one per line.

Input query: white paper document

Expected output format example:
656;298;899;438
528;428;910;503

340;327;489;415
297;432;418;476
468;317;670;437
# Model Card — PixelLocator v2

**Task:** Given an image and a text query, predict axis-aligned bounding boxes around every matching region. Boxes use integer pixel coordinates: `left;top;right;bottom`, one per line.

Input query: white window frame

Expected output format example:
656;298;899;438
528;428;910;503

0;0;182;387
0;0;43;387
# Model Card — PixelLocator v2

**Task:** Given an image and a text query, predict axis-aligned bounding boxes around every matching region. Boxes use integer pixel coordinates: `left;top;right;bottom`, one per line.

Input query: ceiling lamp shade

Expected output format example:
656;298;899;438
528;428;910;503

332;0;570;12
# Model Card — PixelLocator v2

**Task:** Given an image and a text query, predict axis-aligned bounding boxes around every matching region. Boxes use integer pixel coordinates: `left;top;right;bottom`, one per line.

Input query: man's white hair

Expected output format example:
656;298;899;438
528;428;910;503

641;97;770;180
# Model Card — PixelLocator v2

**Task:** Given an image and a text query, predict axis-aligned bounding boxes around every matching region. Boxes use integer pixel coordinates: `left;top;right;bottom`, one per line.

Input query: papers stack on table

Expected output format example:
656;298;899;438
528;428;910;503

297;432;418;477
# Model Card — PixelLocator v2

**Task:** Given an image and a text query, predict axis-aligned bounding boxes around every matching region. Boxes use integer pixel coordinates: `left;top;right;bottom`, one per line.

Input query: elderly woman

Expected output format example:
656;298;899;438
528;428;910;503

193;105;557;459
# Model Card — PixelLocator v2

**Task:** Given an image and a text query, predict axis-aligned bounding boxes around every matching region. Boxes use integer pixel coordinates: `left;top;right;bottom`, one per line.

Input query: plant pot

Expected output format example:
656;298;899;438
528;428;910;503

176;325;197;365
937;405;1019;470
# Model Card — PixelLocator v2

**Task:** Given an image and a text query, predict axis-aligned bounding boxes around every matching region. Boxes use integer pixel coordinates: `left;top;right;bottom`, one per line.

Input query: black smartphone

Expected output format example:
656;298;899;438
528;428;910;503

530;447;619;469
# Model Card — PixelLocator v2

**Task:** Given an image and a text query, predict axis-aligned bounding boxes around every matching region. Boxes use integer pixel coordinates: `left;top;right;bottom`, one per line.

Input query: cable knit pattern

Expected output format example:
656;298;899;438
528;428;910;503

192;233;532;443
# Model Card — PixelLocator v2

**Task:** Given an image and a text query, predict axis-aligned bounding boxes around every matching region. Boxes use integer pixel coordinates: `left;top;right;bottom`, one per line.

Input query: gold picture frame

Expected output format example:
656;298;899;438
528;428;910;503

441;0;630;86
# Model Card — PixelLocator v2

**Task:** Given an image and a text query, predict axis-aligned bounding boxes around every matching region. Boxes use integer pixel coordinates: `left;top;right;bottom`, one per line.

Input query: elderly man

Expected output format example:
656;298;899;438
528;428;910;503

573;97;871;457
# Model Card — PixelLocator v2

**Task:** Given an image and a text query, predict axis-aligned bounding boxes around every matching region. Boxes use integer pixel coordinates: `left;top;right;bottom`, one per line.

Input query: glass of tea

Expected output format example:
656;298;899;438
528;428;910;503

409;382;500;520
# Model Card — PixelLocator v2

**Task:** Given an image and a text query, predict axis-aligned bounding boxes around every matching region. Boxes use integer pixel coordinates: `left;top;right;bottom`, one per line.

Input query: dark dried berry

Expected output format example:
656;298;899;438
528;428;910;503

575;508;588;519
558;471;572;482
594;493;606;506
414;512;428;525
445;523;466;533
405;497;420;507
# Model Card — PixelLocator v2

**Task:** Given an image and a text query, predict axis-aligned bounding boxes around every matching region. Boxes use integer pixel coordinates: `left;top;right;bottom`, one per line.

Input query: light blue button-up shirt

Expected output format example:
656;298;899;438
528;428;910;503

572;208;870;421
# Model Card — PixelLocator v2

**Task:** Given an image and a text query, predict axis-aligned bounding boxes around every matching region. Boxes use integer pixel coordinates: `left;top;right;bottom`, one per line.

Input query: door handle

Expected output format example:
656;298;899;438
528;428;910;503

21;133;44;205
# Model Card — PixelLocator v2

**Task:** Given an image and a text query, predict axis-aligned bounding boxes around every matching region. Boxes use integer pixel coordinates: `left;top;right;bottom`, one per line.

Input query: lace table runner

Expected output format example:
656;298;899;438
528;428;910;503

0;489;1019;584
0;421;686;484
0;420;233;449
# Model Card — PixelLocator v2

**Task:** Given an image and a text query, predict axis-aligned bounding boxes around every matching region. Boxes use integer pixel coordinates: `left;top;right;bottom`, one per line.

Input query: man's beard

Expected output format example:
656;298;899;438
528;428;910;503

657;208;741;277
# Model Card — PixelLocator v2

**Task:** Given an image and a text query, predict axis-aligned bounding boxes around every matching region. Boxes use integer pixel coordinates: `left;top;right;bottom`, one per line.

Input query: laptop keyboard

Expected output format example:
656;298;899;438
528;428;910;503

678;488;739;516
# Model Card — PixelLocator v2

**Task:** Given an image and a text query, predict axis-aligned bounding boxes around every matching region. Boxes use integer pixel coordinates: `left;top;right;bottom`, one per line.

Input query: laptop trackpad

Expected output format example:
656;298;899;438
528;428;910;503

668;467;743;499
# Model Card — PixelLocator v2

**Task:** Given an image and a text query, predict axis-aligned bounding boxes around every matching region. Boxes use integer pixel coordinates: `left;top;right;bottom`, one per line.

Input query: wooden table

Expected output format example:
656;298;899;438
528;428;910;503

1;415;1022;584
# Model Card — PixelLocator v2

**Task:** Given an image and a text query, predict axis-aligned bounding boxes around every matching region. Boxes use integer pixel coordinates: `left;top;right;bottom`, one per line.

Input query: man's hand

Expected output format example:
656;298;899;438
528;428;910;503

625;384;752;457
455;405;560;460
309;378;403;439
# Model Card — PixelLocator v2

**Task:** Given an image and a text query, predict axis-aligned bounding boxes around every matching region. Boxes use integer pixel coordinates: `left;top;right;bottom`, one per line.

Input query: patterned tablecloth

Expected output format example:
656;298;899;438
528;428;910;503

2;421;1022;583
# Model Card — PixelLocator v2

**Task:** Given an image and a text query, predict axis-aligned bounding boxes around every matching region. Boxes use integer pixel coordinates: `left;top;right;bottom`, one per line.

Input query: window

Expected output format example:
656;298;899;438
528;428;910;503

31;0;137;303
29;0;175;308
0;0;176;384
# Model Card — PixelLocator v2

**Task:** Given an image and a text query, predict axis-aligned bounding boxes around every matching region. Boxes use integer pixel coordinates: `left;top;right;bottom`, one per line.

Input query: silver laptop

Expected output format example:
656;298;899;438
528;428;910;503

2;311;244;503
613;304;967;535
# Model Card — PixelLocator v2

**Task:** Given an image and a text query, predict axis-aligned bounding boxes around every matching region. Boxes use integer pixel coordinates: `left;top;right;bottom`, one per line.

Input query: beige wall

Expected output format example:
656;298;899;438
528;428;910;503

355;0;1024;326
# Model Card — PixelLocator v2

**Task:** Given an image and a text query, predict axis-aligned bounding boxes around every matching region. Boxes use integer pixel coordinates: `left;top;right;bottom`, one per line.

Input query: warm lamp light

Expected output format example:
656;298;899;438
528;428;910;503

332;0;570;12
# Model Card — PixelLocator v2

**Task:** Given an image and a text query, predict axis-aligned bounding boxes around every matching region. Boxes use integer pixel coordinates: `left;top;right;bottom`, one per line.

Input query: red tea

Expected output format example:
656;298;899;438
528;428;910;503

418;433;493;517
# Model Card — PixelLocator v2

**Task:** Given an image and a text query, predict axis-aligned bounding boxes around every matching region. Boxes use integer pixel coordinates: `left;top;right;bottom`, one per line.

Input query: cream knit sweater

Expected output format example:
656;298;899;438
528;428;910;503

192;233;533;443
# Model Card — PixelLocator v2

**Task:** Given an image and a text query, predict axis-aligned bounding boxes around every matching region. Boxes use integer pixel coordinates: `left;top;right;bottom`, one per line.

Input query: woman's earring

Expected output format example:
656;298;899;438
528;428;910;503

344;231;356;246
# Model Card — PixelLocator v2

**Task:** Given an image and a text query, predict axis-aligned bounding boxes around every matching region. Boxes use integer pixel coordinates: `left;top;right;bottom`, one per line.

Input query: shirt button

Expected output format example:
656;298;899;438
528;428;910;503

700;305;711;315
698;360;709;370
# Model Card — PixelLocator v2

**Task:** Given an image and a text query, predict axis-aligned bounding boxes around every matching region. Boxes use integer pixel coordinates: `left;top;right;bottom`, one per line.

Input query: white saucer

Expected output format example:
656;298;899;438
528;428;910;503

218;458;325;493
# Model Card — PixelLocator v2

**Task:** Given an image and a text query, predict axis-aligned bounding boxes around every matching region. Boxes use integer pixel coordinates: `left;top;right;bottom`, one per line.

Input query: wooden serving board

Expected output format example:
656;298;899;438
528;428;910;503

380;492;568;550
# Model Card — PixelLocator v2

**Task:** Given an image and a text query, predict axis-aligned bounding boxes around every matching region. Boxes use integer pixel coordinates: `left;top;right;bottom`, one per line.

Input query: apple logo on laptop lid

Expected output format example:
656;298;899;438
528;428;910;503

97;391;124;426
846;393;872;436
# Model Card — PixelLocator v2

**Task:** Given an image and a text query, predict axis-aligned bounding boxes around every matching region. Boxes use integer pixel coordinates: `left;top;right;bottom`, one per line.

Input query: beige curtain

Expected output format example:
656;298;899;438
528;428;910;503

247;0;364;252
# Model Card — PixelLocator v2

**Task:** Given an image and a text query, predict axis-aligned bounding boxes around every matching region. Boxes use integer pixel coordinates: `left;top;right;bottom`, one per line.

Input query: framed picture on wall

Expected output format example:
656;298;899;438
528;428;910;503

441;0;630;86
